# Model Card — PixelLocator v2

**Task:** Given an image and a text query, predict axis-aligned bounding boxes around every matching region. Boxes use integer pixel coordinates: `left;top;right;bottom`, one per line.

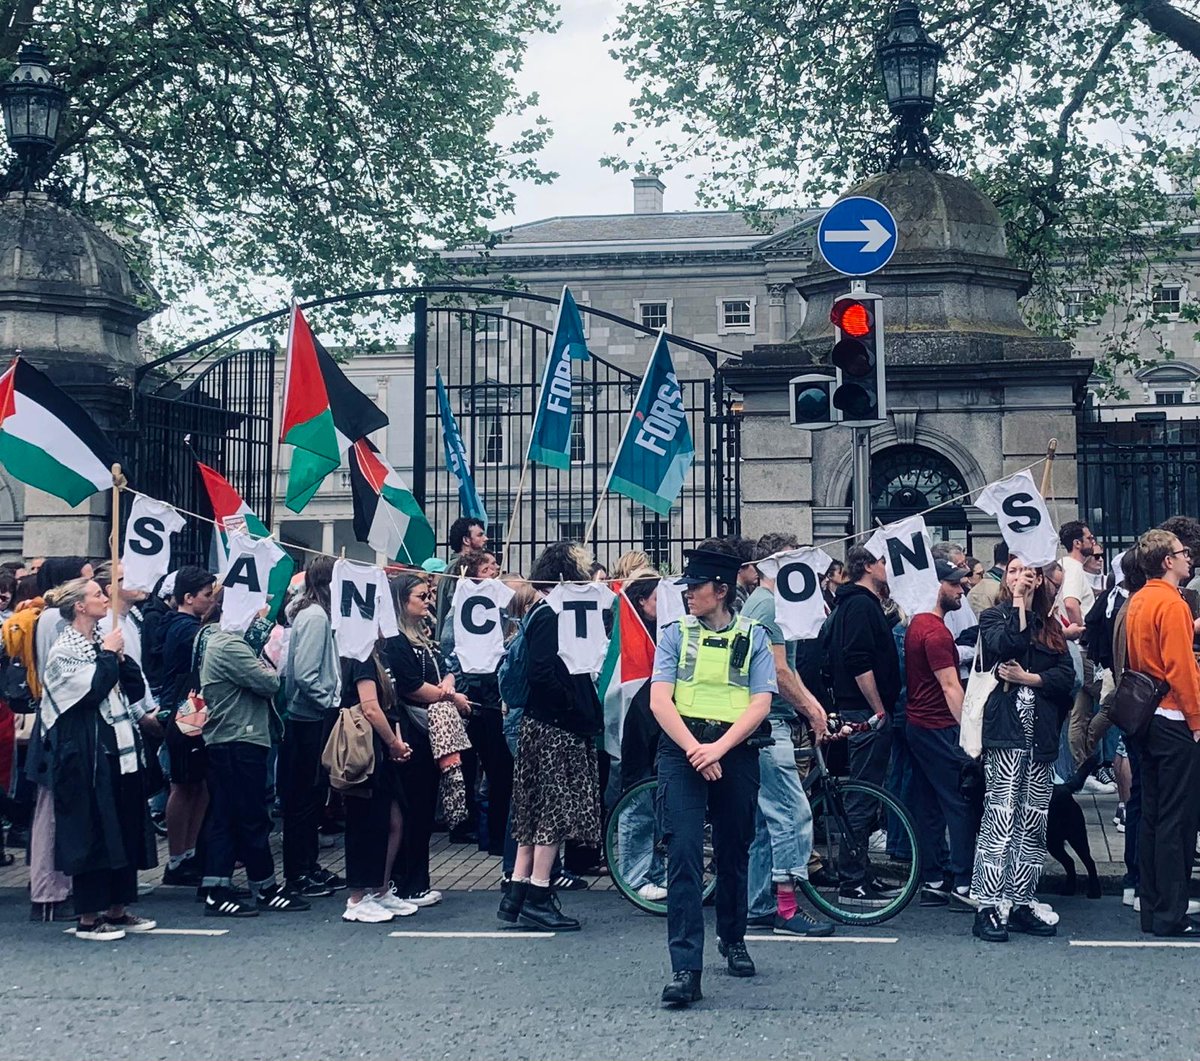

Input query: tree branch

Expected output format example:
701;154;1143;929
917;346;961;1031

0;0;39;63
1121;0;1200;62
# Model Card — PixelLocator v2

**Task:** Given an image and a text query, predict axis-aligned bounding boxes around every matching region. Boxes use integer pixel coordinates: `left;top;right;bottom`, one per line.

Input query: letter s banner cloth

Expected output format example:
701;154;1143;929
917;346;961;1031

527;286;590;469
975;470;1059;568
607;332;694;515
122;495;186;593
865;515;939;618
757;547;834;641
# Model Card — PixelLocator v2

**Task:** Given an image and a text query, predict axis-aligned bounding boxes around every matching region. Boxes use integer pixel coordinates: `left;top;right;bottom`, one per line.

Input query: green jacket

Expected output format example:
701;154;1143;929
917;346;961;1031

199;629;281;748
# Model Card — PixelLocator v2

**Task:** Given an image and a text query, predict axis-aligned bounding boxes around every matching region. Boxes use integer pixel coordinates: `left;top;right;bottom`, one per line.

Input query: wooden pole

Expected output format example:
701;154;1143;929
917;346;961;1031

501;458;531;573
109;463;123;619
582;482;610;548
1039;438;1058;497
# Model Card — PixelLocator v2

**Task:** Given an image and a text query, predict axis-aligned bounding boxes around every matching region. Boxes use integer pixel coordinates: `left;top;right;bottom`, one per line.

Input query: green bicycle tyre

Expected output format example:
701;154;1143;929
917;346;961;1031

604;778;718;916
797;778;921;926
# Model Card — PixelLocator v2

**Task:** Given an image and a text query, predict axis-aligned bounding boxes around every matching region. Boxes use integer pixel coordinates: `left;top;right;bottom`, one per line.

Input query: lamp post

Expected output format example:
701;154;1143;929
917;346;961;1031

0;42;67;194
876;0;944;170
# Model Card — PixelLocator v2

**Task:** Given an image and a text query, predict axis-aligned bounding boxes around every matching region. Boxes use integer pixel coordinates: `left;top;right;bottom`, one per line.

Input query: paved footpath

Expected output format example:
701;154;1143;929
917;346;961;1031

3;882;1198;1061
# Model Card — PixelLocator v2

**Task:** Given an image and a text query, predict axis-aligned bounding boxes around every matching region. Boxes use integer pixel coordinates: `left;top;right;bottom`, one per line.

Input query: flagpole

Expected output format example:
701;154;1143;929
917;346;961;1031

1039;438;1058;525
501;457;531;572
582;329;662;548
109;463;124;620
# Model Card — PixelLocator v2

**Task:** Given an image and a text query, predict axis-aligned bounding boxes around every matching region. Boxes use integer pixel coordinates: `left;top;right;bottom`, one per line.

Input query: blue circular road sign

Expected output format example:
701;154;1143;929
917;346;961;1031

817;196;898;277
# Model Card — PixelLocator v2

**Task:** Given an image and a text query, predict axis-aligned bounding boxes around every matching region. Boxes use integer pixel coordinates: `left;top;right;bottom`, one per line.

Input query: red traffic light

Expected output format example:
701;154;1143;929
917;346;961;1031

831;298;873;338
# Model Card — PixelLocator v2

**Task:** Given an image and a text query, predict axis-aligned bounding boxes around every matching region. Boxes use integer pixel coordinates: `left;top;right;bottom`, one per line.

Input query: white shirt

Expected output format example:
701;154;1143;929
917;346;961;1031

451;578;515;673
331;560;400;662
545;583;615;676
976;473;1059;567
220;534;287;633
122;496;186;593
1056;555;1096;624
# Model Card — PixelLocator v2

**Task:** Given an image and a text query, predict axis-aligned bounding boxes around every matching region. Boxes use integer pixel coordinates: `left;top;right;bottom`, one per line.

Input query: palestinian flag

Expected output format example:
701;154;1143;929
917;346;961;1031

597;585;656;759
281;302;388;513
0;357;120;506
195;459;294;622
348;437;436;566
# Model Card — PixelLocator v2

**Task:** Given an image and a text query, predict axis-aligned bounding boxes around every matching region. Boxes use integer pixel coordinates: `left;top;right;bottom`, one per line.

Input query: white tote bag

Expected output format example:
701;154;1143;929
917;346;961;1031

959;635;996;759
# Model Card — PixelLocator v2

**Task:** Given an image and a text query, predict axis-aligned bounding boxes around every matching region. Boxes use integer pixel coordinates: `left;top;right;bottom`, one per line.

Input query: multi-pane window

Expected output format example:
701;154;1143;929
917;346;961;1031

479;412;504;464
558;521;585;542
642;520;670;567
1156;391;1185;406
639;301;670;331
1151;284;1182;316
569;413;587;464
721;299;753;330
1063;289;1094;321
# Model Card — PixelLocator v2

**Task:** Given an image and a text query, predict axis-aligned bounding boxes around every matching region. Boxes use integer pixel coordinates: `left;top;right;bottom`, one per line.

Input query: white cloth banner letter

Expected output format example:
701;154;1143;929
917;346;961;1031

865;515;939;617
331;559;400;662
758;547;834;641
545;583;615;676
121;496;186;593
975;470;1059;568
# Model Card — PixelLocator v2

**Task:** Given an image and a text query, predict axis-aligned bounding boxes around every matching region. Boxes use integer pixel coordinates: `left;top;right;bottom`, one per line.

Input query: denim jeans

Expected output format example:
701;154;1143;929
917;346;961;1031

748;717;814;916
616;785;665;890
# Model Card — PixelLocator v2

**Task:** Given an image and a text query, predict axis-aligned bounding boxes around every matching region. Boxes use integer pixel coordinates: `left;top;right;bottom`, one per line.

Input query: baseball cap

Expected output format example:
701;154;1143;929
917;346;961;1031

935;558;970;583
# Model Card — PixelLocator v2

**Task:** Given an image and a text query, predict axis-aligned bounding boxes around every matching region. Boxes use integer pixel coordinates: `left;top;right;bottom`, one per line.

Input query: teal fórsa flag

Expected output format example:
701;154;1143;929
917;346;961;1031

607;332;694;515
435;367;488;526
527;286;590;469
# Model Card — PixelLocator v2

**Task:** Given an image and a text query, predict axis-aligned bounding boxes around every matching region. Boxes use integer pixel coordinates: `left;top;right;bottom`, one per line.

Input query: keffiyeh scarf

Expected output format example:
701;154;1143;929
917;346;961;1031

42;625;140;775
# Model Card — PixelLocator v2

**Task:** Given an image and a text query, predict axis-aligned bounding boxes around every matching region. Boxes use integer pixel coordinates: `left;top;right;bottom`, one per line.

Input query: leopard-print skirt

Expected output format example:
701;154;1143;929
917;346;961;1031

510;716;601;848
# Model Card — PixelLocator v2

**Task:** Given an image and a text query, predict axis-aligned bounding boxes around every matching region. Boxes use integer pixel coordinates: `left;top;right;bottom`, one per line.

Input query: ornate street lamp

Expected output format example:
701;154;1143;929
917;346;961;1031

0;42;67;192
876;0;944;170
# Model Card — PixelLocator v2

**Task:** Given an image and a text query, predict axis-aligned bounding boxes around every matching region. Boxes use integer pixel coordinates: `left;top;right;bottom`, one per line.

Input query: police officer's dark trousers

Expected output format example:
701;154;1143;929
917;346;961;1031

657;736;760;972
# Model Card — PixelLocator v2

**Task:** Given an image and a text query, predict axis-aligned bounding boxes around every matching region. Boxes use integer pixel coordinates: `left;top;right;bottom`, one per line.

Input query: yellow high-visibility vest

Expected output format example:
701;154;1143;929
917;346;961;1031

673;614;755;723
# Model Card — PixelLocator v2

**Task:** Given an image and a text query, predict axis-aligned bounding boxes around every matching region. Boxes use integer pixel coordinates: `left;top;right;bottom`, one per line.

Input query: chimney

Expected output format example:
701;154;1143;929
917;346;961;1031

632;175;665;214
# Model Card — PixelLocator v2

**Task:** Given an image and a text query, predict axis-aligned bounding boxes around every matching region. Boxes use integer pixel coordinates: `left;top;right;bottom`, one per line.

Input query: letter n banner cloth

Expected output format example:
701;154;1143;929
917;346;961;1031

865;515;939;618
607;333;694;515
975;470;1059;567
757;547;834;641
527;287;590;469
331;559;399;662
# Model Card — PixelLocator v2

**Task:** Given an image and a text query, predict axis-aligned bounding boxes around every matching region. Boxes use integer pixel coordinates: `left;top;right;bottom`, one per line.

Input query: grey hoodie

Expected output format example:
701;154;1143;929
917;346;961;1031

284;605;340;722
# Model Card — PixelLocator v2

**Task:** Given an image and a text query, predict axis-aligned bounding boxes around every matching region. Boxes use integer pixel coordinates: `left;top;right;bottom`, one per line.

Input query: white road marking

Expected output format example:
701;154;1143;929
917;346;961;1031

64;927;229;937
388;930;556;939
1070;939;1200;949
745;934;898;944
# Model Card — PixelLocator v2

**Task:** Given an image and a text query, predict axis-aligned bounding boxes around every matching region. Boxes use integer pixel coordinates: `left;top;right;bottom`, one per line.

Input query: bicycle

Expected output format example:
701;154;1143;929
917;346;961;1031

605;716;921;925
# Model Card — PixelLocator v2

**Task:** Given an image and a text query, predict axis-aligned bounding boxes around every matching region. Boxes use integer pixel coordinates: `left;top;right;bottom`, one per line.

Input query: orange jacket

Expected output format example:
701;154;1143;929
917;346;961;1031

1126;579;1200;731
0;598;45;700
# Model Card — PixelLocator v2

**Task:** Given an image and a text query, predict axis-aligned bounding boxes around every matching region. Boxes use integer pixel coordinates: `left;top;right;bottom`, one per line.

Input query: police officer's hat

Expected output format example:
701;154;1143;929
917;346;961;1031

674;548;743;588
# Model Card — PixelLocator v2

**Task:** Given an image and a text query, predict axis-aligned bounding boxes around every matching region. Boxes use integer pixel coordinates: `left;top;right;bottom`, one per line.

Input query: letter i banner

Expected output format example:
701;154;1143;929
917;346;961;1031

527;286;590;469
864;514;939;618
606;330;694;515
975;469;1059;567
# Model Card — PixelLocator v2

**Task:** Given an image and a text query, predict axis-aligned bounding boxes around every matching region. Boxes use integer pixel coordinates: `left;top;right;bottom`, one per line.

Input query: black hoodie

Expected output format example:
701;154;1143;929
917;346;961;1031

826;581;901;714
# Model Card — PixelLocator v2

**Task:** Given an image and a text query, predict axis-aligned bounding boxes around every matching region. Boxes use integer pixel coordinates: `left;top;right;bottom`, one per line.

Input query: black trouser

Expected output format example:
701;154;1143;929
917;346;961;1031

467;709;513;857
202;742;276;889
657;736;760;973
280;718;327;882
907;722;976;890
838;707;893;886
344;784;392;890
395;727;438;898
73;770;144;916
1136;715;1200;934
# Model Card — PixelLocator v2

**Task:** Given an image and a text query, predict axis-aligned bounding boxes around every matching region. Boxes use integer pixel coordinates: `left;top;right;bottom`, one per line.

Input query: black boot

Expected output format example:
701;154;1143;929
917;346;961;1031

518;884;581;932
661;970;702;1007
717;938;756;977
1007;904;1057;937
972;905;1009;942
498;880;528;924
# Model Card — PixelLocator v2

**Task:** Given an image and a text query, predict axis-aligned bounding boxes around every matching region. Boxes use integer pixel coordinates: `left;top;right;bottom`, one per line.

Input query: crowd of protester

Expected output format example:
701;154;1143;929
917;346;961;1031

2;508;1199;950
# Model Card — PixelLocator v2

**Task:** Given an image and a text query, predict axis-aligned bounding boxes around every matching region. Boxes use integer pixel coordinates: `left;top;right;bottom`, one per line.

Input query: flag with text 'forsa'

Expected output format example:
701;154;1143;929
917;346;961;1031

526;286;590;469
606;332;693;515
280;301;388;513
436;367;488;526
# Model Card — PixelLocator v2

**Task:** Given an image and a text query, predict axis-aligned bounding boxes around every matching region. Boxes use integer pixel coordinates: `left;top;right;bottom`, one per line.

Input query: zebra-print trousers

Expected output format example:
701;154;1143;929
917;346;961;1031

969;746;1054;909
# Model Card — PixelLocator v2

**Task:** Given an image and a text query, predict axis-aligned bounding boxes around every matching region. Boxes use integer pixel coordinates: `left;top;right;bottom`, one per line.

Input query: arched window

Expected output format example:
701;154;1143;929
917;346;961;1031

845;445;970;534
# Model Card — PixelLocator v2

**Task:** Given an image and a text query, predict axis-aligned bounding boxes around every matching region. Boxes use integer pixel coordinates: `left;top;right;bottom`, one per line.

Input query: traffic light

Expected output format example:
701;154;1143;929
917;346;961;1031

788;373;837;430
830;291;886;427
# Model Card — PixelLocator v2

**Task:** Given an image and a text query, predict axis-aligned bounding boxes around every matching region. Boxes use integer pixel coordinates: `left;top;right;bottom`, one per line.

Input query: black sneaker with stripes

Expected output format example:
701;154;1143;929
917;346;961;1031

256;884;311;913
204;887;259;918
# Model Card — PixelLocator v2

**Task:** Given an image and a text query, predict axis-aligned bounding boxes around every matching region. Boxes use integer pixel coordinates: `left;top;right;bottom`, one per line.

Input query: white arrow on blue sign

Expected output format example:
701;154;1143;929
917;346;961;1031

817;196;899;277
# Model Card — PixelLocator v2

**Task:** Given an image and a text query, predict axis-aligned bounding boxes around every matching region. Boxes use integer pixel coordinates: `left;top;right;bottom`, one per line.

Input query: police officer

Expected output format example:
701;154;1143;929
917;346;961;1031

649;541;777;1007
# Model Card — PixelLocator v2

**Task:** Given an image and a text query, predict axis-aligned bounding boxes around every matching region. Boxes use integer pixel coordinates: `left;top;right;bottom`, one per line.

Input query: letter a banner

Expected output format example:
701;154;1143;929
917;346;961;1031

976;469;1059;567
865;515;939;618
606;331;694;515
527;286;590;469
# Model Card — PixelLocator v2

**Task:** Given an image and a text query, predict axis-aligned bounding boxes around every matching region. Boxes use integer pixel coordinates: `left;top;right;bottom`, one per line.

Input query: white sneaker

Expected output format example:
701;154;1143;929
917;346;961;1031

403;889;443;907
636;882;668;902
869;830;887;853
1029;900;1060;926
950;886;978;910
342;896;394;923
372;886;418;917
1081;776;1118;796
1123;887;1136;907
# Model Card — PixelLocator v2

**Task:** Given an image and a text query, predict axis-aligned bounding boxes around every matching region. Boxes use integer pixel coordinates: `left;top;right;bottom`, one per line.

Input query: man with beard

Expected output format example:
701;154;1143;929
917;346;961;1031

904;559;978;910
824;545;901;907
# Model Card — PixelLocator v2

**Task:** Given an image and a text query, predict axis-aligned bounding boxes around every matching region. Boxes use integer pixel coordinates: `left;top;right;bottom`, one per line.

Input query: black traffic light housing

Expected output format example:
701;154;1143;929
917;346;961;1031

830;291;886;427
788;373;837;430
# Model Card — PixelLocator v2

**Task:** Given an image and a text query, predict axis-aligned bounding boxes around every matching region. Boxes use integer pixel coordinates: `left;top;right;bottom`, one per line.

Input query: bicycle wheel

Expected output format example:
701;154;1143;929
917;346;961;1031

798;779;920;926
604;778;717;916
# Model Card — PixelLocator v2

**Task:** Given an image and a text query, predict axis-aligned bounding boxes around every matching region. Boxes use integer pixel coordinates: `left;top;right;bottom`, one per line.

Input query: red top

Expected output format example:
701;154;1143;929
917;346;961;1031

904;612;961;730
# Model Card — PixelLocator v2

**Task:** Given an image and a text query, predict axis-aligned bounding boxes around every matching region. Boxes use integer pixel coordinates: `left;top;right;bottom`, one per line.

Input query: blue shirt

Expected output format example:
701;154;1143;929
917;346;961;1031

652;615;778;696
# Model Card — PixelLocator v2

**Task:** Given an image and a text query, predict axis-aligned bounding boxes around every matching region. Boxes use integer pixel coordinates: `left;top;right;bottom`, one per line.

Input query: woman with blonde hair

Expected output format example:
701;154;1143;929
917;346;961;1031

42;578;156;941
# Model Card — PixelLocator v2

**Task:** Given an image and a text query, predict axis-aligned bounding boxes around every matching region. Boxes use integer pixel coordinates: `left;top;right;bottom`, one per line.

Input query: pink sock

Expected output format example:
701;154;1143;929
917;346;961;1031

777;888;798;920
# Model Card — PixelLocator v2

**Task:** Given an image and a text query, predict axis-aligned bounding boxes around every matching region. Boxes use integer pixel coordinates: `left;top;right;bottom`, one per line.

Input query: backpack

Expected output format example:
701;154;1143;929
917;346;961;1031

321;705;376;792
1083;589;1114;670
498;605;538;711
1;600;44;709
